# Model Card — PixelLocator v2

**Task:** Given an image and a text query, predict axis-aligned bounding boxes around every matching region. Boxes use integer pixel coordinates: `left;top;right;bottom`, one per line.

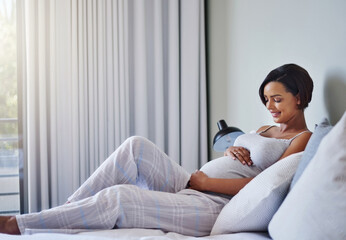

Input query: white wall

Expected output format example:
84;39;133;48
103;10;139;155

207;0;346;159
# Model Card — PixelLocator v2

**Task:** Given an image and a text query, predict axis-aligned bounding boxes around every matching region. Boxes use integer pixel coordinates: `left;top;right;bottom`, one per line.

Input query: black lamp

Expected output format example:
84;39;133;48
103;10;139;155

213;120;244;152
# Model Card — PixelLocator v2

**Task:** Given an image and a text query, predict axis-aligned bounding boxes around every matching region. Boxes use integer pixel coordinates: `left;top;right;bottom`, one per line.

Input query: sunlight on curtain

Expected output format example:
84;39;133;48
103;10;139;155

18;0;207;212
0;0;21;215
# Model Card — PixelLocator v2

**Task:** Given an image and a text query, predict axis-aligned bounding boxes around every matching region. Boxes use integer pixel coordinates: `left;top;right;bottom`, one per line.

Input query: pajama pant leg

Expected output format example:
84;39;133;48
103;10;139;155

16;136;199;234
68;136;190;202
16;185;229;236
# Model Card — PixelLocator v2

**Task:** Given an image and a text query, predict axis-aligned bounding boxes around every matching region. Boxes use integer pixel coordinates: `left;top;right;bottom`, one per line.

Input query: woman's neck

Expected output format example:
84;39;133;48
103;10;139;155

279;112;309;133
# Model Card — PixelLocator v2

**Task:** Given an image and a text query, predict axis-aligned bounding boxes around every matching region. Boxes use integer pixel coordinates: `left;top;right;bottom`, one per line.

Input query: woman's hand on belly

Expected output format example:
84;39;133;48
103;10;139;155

188;170;209;191
224;146;253;166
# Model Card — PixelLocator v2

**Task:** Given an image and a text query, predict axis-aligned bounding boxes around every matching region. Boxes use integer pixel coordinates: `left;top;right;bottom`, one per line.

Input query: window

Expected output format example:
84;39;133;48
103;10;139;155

0;0;20;215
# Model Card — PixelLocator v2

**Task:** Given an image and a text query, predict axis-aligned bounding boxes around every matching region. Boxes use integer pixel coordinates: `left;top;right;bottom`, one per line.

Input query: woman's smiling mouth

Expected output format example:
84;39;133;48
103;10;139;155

271;112;281;118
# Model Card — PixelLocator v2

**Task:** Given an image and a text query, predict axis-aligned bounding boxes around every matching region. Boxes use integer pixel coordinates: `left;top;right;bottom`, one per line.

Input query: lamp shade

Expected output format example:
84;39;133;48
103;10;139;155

213;120;244;152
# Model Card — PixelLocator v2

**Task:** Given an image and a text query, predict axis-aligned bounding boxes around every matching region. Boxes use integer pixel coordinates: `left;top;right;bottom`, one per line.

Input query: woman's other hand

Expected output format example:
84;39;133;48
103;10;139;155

224;146;253;166
188;170;209;191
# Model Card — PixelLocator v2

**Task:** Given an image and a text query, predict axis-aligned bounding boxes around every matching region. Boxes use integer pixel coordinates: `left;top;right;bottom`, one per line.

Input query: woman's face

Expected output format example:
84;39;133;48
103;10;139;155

263;82;301;123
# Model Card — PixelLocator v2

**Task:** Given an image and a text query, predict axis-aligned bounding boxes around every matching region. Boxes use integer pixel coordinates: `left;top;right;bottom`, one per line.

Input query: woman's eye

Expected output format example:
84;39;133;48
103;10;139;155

274;98;281;103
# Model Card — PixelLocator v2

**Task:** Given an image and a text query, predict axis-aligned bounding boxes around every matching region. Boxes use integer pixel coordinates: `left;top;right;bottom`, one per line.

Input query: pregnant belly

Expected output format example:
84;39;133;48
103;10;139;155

199;156;262;179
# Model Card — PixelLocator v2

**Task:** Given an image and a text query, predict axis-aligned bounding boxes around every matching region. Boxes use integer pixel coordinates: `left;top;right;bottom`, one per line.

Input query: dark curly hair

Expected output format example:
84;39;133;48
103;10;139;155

259;64;314;110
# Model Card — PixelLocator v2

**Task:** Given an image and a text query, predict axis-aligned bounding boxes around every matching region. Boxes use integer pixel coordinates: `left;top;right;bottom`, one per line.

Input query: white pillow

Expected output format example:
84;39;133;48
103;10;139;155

269;112;346;240
210;151;303;235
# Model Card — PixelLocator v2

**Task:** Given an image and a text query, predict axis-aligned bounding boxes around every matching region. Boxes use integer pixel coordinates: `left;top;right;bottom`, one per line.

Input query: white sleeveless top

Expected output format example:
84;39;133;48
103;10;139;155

233;126;309;171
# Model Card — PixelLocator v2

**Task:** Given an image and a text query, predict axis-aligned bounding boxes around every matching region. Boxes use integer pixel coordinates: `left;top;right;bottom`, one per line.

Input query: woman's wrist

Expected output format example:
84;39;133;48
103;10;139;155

203;178;213;192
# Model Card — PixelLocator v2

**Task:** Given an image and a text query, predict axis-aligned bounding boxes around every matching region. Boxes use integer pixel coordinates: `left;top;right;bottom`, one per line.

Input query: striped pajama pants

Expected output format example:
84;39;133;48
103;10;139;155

16;136;230;236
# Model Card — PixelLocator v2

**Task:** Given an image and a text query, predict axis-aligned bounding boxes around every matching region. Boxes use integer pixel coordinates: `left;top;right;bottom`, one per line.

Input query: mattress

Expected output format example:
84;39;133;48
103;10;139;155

0;229;271;240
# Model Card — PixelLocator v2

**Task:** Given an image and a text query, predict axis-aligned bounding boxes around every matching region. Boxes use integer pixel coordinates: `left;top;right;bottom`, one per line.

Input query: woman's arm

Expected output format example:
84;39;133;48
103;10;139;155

277;132;312;160
189;171;253;195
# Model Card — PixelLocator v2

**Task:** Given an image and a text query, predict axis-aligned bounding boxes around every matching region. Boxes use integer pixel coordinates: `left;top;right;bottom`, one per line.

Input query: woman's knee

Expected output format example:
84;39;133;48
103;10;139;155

122;136;155;153
125;136;151;145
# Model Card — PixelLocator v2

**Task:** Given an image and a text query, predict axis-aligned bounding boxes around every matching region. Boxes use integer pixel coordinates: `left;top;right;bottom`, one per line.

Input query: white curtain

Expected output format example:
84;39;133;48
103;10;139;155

18;0;207;213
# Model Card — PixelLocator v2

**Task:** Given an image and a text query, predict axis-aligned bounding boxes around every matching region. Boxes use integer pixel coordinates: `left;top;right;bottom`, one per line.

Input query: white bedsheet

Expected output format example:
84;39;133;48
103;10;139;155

0;229;271;240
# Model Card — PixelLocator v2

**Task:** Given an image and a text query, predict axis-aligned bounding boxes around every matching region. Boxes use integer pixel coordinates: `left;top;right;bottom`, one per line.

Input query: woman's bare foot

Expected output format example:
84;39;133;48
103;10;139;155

0;216;20;235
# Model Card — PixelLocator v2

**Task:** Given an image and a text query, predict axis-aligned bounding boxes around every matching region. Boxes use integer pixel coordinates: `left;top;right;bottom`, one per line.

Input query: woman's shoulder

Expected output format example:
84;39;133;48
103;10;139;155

256;125;274;134
289;130;313;144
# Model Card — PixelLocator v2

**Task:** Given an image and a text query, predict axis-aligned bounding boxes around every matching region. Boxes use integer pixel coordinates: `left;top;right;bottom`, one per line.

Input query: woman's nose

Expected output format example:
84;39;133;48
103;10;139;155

266;99;274;109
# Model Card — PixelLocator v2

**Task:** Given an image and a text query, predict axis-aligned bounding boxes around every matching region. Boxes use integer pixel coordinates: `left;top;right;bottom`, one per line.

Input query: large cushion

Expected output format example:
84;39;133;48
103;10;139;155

210;151;303;235
268;112;346;240
290;118;332;189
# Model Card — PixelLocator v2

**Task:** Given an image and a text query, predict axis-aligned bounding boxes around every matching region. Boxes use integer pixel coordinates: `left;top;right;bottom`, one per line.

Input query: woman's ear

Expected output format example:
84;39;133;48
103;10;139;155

296;94;301;106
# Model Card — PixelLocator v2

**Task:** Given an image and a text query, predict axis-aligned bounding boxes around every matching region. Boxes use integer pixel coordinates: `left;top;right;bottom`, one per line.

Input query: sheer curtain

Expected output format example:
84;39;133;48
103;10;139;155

18;0;207;213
